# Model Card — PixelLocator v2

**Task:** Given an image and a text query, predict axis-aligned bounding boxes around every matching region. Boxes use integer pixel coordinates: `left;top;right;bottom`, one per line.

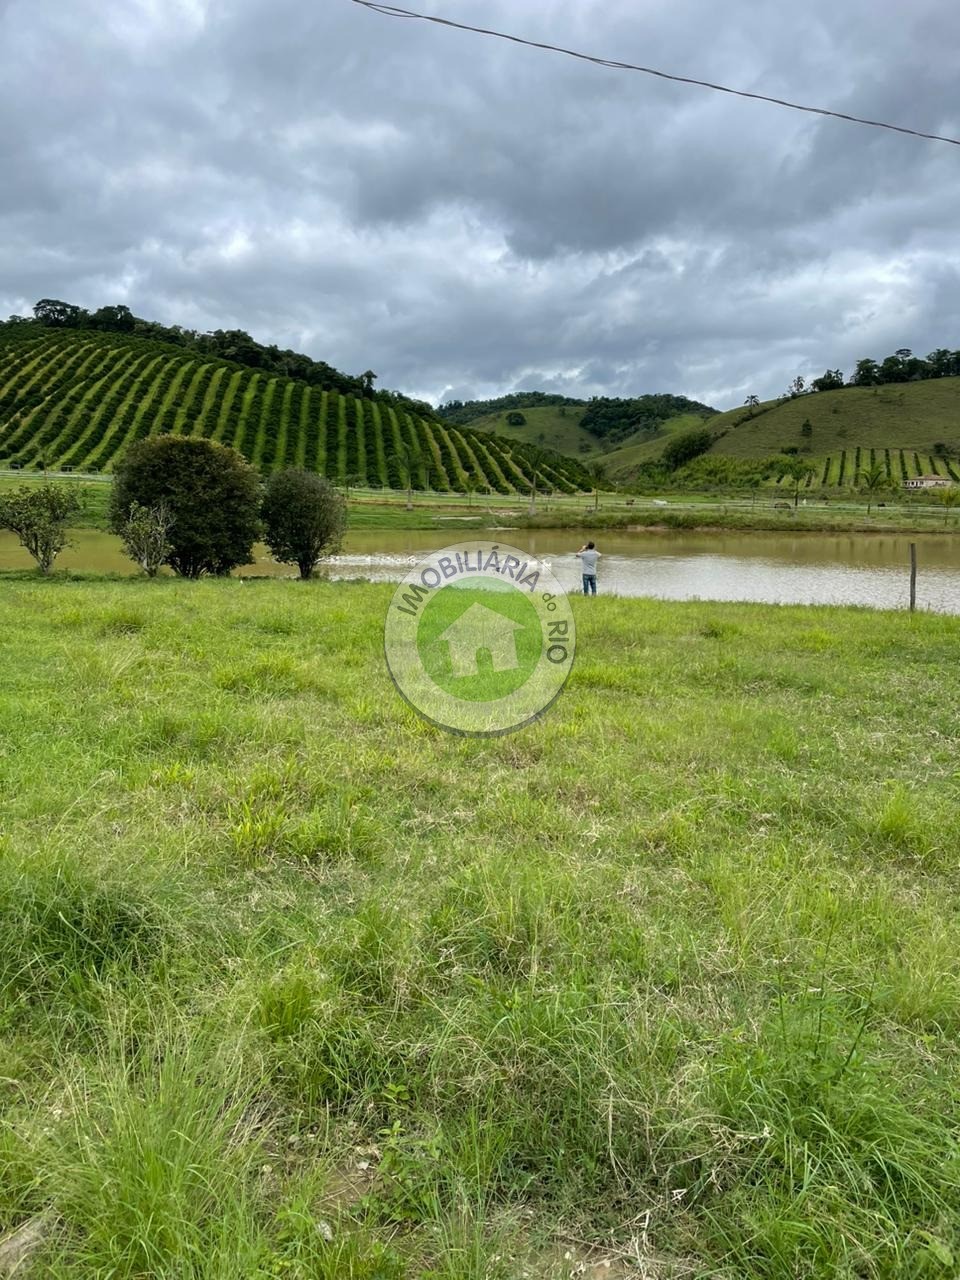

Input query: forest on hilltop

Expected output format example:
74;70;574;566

439;390;718;445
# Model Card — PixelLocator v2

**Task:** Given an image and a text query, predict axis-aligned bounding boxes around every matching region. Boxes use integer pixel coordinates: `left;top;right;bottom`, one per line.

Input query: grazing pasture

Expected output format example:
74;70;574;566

1;578;959;1276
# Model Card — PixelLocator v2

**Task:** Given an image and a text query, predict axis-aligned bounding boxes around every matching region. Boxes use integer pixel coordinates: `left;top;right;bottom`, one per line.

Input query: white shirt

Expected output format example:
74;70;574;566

577;548;600;573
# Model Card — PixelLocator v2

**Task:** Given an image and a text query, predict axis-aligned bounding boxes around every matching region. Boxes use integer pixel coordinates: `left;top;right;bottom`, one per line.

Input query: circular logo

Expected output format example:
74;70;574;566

384;541;576;736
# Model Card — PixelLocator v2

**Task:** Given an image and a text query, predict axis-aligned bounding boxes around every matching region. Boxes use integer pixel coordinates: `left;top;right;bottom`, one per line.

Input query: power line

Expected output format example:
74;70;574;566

351;0;960;148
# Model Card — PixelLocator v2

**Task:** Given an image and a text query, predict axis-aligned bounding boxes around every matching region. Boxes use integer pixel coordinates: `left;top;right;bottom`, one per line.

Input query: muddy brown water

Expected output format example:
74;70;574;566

2;528;959;613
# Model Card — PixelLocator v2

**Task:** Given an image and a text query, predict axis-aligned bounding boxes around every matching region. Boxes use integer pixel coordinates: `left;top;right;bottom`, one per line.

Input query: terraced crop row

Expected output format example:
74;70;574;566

793;449;960;490
0;330;591;493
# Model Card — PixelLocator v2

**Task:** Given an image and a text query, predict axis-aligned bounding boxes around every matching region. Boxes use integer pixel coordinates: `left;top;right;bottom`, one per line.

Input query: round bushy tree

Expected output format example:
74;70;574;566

261;469;346;580
0;483;80;573
109;436;261;578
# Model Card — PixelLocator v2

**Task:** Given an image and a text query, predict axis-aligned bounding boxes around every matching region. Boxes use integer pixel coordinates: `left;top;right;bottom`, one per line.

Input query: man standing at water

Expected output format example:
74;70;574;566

576;541;600;595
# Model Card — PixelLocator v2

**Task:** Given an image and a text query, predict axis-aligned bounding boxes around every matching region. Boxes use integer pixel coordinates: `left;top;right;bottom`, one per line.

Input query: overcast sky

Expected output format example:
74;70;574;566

2;0;958;409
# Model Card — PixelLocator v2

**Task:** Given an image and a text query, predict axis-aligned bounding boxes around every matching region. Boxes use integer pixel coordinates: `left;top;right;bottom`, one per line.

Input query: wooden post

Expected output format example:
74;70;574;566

909;542;917;612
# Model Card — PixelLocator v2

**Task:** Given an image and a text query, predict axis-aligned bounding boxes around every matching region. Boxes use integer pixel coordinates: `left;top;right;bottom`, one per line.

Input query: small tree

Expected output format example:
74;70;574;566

0;483;80;573
110;436;260;578
856;462;888;516
744;394;760;415
116;500;174;576
505;411;526;426
776;456;816;507
589;462;607;512
262;469;346;580
936;485;960;525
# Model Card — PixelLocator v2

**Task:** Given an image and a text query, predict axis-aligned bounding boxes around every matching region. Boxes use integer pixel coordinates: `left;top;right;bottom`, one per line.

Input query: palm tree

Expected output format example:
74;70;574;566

525;446;546;517
856;462;888;515
398;444;415;511
590;463;607;512
744;394;760;415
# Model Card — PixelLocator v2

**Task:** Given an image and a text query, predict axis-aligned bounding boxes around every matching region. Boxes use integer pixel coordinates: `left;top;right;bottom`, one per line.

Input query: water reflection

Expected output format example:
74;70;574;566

2;528;959;614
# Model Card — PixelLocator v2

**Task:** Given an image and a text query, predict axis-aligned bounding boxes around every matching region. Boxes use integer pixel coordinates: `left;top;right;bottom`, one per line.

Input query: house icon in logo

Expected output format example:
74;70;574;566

437;603;526;679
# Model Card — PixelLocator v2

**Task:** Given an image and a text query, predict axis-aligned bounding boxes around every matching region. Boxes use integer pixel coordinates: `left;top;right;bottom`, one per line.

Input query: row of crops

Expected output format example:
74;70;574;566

0;332;591;495
771;447;960;489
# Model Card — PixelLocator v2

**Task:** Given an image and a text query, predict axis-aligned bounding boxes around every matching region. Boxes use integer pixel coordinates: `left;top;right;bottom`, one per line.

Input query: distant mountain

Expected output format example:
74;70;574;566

0;327;591;495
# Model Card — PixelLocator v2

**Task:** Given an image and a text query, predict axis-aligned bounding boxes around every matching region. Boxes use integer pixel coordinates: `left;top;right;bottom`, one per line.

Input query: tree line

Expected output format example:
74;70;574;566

756;346;960;404
579;394;718;444
437;390;720;444
2;299;435;419
437;391;584;425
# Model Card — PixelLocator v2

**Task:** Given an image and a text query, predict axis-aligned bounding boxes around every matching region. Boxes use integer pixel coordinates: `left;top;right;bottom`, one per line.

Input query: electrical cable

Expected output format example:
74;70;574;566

350;0;960;148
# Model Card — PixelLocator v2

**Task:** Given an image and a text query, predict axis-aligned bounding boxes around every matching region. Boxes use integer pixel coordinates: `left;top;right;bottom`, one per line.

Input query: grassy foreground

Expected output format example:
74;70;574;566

2;580;960;1277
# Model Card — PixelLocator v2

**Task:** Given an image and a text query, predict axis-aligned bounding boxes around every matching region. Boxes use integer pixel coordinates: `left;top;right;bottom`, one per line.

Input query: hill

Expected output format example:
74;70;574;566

593;414;715;476
439;391;718;464
449;403;599;458
17;297;434;418
0;328;590;495
705;379;960;460
599;379;960;488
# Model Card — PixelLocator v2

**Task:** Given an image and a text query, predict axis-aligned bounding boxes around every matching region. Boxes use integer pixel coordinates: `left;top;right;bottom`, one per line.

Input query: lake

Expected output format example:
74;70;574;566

3;527;960;613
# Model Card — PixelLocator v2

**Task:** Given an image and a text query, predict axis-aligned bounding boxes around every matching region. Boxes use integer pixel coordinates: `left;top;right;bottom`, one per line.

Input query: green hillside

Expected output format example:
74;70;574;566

598;380;960;487
458;403;598;457
595;414;713;477
708;379;960;460
0;329;590;496
439;391;718;464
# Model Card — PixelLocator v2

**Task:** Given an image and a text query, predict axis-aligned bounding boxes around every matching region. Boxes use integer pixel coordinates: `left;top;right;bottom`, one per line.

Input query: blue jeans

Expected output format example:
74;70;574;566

582;574;597;595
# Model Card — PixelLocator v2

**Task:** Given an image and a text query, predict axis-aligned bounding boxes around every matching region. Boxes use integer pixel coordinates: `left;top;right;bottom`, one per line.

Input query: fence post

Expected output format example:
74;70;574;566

909;542;917;612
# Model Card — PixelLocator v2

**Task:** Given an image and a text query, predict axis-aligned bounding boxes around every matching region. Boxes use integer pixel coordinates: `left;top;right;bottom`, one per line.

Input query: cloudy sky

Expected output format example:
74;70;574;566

2;0;958;410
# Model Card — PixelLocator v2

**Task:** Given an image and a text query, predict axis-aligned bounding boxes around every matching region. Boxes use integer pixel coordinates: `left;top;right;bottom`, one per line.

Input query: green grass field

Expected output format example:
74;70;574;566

2;578;960;1277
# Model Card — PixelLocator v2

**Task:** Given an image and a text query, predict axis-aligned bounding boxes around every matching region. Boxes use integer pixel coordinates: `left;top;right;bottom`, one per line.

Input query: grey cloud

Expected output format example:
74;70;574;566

1;0;958;408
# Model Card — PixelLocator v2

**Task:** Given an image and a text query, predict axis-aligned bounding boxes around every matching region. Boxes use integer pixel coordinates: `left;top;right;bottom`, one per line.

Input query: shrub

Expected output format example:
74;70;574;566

115;500;174;577
261;468;346;580
109;436;260;578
